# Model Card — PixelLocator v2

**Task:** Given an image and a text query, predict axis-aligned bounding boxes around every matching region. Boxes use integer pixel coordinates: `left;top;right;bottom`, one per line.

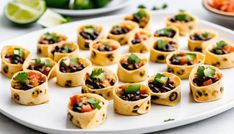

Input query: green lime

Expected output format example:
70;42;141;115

37;9;68;28
4;0;46;25
73;0;94;9
46;0;70;9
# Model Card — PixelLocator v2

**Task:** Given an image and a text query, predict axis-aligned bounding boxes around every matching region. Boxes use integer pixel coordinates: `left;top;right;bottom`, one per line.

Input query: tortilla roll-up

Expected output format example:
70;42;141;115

107;21;138;45
204;39;234;69
117;53;148;83
90;39;120;66
147;72;181;106
10;70;49;105
124;9;152;31
23;57;57;79
68;93;108;129
1;45;31;78
166;12;197;36
56;56;92;87
77;24;105;50
150;37;179;63
189;65;223;102
154;26;180;42
37;32;67;57
188;29;218;52
49;41;79;62
113;84;151;116
82;67;118;100
166;51;205;79
128;28;153;53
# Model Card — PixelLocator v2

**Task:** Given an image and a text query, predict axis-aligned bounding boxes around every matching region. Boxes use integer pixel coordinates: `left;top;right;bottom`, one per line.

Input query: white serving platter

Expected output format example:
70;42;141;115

50;0;130;16
0;12;234;134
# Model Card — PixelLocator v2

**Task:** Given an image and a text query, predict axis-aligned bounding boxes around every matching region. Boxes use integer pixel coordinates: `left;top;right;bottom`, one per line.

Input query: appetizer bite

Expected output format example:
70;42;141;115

37;32;67;57
154;26;179;42
77;24;104;50
1;45;31;78
189;65;223;102
113;84;151;116
90;39;120;66
56;56;92;87
150;37;179;63
23;57;57;79
205;39;234;69
166;51;205;79
49;41;79;62
147;72;181;106
188;29;218;52
10;70;49;105
117;53;148;83
166;12;196;36
124;9;152;31
107;21;138;45
128;29;152;53
68;93;108;129
82;68;118;100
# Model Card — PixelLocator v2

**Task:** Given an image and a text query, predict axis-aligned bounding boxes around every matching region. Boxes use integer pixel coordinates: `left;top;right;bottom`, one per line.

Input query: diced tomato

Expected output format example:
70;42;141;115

139;61;145;67
224;45;234;53
111;45;118;50
43;67;51;75
203;79;213;86
135;32;141;39
178;52;185;56
70;96;77;106
82;104;93;112
140;88;147;94
180;57;188;65
119;85;128;90
214;73;223;80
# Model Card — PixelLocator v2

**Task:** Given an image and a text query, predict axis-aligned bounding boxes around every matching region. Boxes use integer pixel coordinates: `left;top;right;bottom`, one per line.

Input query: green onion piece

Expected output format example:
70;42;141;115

133;9;147;19
157;39;166;49
185;53;196;61
156;28;173;36
204;67;215;77
44;32;59;42
84;26;95;34
216;40;227;49
33;58;42;66
90;68;105;81
13;72;29;84
127;53;141;64
154;73;169;84
14;48;24;58
86;98;102;110
62;45;71;53
201;32;209;38
62;58;70;66
70;57;79;65
124;84;140;94
44;59;51;67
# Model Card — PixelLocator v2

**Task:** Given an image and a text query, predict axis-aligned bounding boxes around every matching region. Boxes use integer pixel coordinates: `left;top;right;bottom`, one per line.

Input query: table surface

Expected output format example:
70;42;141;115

0;0;234;134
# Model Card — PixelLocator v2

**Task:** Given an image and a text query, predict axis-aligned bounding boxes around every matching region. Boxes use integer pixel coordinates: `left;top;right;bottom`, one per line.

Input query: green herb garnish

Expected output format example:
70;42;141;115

62;58;70;66
197;66;205;78
62;58;79;66
216;40;227;48
197;66;215;78
156;39;166;50
152;6;160;11
13;48;24;58
175;13;193;22
162;3;168;9
133;9;147;19
86;98;102;110
156;28;173;36
201;32;209;38
185;53;196;61
84;26;95;34
34;58;51;67
124;85;140;93
44;59;51;67
44;32;59;42
138;4;146;9
14;72;29;84
127;53;141;64
62;45;71;53
90;68;105;81
154;73;169;85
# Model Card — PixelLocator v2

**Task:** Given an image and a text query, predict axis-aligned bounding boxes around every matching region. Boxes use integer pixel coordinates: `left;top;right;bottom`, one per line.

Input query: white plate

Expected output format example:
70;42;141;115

50;0;130;16
0;13;234;134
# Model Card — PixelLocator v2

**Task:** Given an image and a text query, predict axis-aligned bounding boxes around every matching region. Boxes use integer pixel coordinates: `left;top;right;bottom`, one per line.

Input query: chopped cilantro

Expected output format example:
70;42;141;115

44;32;59;42
175;13;193;21
62;45;72;53
185;53;196;61
156;39;166;49
124;85;140;93
127;53;141;64
156;28;173;36
90;68;105;81
133;9;147;19
86;98;102;110
138;4;146;9
201;32;209;38
14;72;29;84
216;40;227;48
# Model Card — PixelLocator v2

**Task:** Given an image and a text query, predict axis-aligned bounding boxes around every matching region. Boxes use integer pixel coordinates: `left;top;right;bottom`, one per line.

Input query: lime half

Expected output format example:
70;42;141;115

37;9;68;28
4;0;46;24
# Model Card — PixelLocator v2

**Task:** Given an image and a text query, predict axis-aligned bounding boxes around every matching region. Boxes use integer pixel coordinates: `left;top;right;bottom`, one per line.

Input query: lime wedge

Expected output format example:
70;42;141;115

4;0;46;24
37;9;68;28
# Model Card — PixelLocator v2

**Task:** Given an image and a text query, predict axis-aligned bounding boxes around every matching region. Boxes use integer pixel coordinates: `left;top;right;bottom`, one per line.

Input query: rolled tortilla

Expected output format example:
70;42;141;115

81;67;118;100
204;39;234;69
23;57;57;79
128;29;153;53
68;93;108;129
10;70;49;105
166;12;197;36
150;37;179;63
188;29;218;52
124;9;152;31
113;84;151;116
117;53;148;83
1;45;31;78
37;32;67;57
48;41;79;62
189;65;223;102
166;51;205;79
56;56;92;87
90;39;121;66
107;21;139;45
77;24;105;50
147;72;181;106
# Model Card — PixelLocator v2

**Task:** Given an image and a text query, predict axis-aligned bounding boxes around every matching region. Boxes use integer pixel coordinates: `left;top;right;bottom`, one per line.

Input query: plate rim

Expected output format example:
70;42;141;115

1;12;234;133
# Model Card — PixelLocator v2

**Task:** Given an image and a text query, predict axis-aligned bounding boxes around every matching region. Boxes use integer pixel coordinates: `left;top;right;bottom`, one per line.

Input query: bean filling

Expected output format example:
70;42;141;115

119;85;148;101
121;53;144;70
131;32;148;45
154;28;176;38
210;40;234;55
51;45;72;55
170;13;194;23
170;52;197;65
4;48;25;64
110;25;130;35
154;39;177;52
96;42;118;52
39;32;61;44
85;68;115;89
80;26;100;40
148;73;176;93
28;58;52;76
59;58;85;73
190;32;212;41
